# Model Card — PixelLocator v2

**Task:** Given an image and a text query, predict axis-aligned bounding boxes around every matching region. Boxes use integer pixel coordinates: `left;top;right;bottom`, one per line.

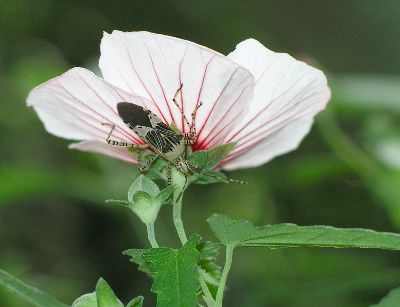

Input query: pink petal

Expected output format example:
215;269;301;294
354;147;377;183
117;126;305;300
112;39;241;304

27;67;151;145
222;39;331;170
69;140;137;164
99;31;254;145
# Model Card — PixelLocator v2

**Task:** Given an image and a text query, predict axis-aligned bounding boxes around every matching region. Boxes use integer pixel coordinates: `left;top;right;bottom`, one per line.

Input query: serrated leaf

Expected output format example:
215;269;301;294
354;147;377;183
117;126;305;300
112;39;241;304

126;296;144;307
72;293;97;307
372;287;400;306
143;234;201;307
208;214;400;250
123;249;153;277
0;268;68;307
95;278;123;307
128;175;160;201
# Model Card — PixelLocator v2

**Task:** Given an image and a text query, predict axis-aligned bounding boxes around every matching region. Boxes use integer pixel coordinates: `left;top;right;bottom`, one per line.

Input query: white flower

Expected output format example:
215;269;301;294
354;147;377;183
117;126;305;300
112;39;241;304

27;31;330;170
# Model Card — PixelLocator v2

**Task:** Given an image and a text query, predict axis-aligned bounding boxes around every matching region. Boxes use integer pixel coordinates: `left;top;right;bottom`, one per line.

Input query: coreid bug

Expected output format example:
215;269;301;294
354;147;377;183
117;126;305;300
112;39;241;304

103;84;246;185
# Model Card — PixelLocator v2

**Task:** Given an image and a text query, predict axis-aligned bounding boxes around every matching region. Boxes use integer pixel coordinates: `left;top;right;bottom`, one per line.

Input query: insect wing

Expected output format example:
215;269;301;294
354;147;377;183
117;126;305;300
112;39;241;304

117;102;152;128
145;124;183;154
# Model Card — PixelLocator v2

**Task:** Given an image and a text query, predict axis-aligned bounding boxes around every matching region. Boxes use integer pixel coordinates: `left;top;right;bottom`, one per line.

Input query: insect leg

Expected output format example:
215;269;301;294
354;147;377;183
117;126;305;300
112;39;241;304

187;100;203;139
139;153;160;173
172;83;192;131
101;123;148;148
167;163;172;186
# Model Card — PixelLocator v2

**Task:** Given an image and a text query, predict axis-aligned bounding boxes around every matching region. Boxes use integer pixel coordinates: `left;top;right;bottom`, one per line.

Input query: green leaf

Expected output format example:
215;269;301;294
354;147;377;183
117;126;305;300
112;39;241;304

95;278;123;307
72;293;97;307
123;249;153;277
372;287;400;306
128;175;160;201
0;268;68;307
208;214;400;250
143;234;201;307
126;296;144;307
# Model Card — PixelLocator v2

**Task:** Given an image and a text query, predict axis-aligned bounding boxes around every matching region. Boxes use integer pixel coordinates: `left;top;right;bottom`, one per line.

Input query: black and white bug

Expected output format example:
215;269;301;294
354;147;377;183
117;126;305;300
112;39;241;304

102;84;246;185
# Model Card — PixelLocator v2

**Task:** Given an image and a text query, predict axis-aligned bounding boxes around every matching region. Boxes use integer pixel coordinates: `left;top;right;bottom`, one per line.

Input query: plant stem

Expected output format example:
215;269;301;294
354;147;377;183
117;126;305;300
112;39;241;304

198;268;216;307
172;193;188;244
146;223;159;248
215;245;234;307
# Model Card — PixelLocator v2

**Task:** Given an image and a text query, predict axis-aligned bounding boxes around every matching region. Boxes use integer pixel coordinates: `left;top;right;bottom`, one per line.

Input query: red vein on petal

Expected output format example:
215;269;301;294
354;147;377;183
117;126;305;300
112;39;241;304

254;58;275;85
143;38;175;124
75;71;143;143
39;101;107;140
192;54;215;138
224;66;304;144
232;82;322;147
178;45;188;132
54;79;138;143
196;65;238;141
118;34;167;123
198;82;248;149
228;88;324;161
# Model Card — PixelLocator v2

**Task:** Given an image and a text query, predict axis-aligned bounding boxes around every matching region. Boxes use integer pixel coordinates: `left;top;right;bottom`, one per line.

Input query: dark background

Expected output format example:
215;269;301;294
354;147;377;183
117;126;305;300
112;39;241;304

1;1;400;306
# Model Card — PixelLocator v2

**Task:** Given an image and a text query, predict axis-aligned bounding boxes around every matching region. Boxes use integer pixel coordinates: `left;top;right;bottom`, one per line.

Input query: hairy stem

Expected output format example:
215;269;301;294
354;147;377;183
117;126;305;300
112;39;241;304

172;194;188;244
198;268;216;307
146;223;159;248
215;245;234;307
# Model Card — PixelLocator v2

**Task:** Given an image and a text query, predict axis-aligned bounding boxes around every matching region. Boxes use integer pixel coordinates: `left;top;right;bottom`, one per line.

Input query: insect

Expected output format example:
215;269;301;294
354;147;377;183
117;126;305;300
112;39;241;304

102;84;246;185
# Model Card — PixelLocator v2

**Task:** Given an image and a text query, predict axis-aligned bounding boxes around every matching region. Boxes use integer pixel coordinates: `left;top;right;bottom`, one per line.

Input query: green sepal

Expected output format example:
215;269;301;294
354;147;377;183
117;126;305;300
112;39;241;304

72;293;97;307
126;296;144;307
169;122;180;133
155;185;176;204
95;278;123;307
104;199;132;208
188;142;236;172
128;175;160;201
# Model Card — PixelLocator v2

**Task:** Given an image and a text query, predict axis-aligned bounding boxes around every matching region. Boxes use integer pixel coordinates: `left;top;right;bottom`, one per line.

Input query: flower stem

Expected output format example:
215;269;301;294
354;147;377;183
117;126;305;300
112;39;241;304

172;192;188;244
215;245;234;307
146;222;159;248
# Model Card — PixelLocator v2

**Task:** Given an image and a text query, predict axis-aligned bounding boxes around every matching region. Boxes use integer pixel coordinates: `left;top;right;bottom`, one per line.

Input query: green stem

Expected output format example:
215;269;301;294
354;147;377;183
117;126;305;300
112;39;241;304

215;245;234;307
198;268;215;307
172;193;188;244
146;223;159;248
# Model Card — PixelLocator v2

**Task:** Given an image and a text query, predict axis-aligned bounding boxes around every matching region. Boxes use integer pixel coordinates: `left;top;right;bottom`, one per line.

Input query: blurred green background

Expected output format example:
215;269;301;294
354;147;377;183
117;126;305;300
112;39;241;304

1;0;400;306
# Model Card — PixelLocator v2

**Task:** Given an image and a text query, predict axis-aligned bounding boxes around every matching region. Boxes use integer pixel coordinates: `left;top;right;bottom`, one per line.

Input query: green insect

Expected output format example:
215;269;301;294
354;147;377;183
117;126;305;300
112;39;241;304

103;84;246;185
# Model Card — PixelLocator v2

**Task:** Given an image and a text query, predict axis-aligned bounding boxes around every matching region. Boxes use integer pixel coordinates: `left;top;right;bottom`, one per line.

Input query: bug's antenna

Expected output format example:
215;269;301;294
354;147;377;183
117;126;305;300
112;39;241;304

197;171;248;185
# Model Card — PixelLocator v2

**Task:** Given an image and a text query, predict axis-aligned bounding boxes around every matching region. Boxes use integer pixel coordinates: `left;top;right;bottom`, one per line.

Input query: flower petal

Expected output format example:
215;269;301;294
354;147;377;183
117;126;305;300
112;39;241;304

223;39;331;170
99;31;254;146
69;140;137;164
27;67;152;145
